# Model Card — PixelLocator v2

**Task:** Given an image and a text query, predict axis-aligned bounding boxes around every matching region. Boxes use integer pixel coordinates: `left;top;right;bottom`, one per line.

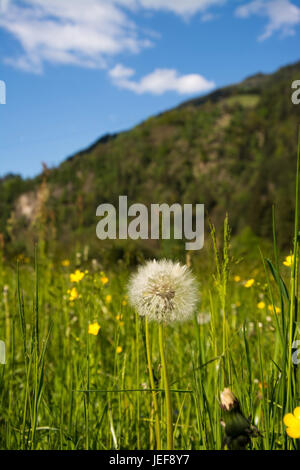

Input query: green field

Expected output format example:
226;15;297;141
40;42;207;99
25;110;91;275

0;199;299;450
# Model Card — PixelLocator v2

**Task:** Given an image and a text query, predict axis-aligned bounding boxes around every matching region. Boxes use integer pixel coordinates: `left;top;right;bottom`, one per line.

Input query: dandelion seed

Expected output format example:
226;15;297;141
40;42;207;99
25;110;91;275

284;407;300;438
283;255;294;267
128;259;198;323
70;269;85;283
244;279;255;288
88;322;101;336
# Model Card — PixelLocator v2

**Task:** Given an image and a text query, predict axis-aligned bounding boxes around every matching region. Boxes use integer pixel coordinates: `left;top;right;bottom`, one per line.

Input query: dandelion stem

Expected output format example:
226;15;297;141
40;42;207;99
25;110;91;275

145;319;161;450
287;126;300;411
158;324;173;450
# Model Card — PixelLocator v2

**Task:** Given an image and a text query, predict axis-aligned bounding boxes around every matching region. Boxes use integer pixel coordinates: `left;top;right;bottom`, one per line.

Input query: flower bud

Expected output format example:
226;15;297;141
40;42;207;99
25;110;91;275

220;388;260;450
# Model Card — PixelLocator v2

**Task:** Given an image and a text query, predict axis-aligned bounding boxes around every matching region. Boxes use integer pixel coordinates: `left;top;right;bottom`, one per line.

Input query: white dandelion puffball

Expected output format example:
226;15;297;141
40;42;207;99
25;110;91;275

128;259;199;323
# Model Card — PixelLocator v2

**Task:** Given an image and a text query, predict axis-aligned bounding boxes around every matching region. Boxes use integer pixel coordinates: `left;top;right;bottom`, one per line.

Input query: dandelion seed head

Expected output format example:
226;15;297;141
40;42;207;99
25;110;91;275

128;259;199;323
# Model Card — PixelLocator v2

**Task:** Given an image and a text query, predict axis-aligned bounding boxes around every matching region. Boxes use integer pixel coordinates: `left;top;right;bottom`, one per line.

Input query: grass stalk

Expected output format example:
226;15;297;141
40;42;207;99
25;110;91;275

158;324;173;450
145;319;161;449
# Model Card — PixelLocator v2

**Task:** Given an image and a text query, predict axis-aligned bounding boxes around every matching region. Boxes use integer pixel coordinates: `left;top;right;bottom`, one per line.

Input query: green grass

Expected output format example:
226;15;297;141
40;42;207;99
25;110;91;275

0;134;299;451
0;230;298;450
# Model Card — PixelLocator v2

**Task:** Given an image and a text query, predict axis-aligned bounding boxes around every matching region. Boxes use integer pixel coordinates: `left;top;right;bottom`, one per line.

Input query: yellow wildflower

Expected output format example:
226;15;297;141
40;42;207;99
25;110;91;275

62;259;70;267
70;269;85;283
68;287;79;301
283;255;294;267
244;279;255;288
105;294;112;304
257;301;265;310
258;381;267;390
88;322;101;336
284;407;300;438
234;275;241;282
268;305;280;314
122;300;127;306
116;314;124;323
100;276;109;285
116;346;122;354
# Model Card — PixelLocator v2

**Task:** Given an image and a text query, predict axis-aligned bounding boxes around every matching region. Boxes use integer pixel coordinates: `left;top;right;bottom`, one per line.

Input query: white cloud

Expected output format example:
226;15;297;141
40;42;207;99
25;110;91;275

0;0;10;12
0;0;225;72
109;63;135;79
236;0;300;40
0;0;224;72
110;65;215;94
0;0;298;77
0;0;151;72
117;0;225;17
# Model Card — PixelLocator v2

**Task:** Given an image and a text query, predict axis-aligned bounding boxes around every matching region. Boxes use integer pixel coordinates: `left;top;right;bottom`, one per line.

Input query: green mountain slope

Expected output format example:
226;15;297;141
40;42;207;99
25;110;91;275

1;60;300;259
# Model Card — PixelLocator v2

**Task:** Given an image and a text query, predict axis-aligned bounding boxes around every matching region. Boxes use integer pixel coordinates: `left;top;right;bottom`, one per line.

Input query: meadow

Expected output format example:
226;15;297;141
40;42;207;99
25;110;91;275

0;138;299;451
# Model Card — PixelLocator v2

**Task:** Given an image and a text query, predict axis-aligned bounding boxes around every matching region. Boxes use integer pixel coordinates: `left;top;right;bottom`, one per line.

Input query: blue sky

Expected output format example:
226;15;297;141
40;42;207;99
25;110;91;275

0;0;300;178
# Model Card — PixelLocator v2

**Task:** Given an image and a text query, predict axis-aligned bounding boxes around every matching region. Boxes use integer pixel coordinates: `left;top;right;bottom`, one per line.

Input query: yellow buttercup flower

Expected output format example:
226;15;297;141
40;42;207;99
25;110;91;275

257;301;265;310
62;259;70;267
283;255;294;267
234;275;241;282
88;322;101;336
284;407;300;438
68;287;79;301
70;269;85;283
268;305;280;314
122;300;127;306
116;346;122;354
116;314;124;326
244;279;255;288
105;294;112;304
100;276;109;285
